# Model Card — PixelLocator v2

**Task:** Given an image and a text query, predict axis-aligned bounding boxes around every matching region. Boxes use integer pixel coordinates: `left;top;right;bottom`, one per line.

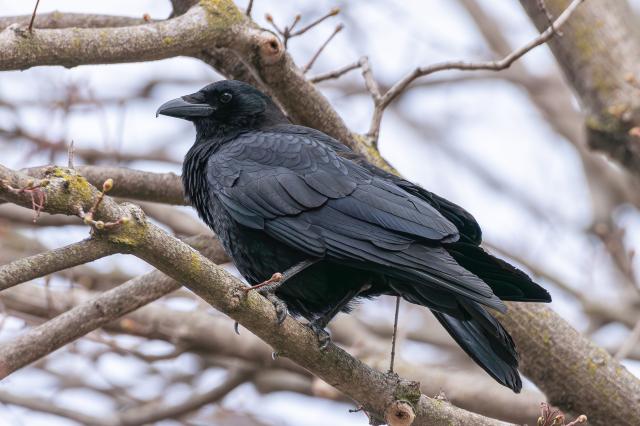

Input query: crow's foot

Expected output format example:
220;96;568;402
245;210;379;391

258;288;288;325
308;320;331;350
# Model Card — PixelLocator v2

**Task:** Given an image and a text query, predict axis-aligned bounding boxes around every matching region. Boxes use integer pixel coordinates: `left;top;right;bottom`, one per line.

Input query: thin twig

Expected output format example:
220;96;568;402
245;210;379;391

388;296;401;373
302;24;343;73
246;0;254;17
289;7;339;37
309;60;362;83
28;0;41;32
266;7;339;48
537;0;562;36
67;139;75;169
363;0;585;141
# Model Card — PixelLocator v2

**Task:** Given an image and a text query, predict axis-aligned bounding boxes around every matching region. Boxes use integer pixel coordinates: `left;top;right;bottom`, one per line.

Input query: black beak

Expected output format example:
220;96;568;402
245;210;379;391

156;96;215;119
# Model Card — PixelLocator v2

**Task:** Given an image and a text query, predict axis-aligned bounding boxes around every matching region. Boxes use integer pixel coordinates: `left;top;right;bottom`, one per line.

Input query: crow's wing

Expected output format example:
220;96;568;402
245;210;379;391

208;130;460;244
208;130;505;310
283;124;483;245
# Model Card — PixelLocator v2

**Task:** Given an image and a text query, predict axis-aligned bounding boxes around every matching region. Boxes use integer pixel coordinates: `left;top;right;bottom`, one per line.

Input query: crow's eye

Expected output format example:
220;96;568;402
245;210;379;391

219;92;232;104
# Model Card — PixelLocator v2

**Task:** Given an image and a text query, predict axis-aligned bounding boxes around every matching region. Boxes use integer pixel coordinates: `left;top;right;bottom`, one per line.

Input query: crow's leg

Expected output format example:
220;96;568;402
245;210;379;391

237;259;319;332
388;296;401;375
308;284;370;350
243;259;319;293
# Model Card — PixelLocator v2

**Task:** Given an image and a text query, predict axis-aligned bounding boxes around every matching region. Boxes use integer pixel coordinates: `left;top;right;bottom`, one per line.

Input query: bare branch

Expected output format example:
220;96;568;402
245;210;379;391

0;238;118;291
27;0;41;32
363;0;584;142
0;389;111;426
0;234;226;378
0;162;513;425
302;24;344;73
120;368;254;425
23;165;187;205
309;60;362;83
0;4;282;73
0;12;149;31
0;126;181;165
289;7;340;38
246;0;254;17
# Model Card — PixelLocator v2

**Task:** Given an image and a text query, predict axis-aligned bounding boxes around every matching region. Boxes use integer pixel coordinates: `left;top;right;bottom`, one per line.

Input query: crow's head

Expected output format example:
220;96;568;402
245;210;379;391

156;80;288;136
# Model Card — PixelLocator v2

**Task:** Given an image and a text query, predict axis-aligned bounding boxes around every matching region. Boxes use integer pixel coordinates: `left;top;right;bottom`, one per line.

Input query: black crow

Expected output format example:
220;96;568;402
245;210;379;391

157;80;551;392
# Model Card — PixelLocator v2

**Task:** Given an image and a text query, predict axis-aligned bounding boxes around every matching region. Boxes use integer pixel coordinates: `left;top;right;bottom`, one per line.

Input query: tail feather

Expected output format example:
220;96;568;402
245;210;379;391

433;300;522;392
445;242;551;302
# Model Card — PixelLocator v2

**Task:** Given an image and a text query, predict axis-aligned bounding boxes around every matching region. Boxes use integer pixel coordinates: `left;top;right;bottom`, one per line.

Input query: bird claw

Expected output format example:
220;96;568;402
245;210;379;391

258;288;288;326
308;321;331;350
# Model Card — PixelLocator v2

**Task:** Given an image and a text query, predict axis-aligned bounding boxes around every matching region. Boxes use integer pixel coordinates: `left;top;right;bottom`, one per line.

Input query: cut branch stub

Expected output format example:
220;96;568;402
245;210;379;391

385;400;416;426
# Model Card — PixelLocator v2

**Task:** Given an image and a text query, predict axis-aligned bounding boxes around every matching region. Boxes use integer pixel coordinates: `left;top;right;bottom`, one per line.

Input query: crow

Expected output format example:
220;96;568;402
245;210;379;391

157;80;551;392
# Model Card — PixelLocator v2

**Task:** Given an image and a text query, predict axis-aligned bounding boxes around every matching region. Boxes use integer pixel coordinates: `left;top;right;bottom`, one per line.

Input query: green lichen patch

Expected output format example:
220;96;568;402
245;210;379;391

393;380;421;408
43;166;95;213
199;0;245;30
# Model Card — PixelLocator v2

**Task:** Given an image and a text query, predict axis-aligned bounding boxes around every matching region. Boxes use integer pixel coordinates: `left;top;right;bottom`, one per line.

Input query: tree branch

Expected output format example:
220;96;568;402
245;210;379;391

0;238;117;290
0;163;511;425
1;281;542;424
0;389;111;426
361;0;584;142
0;12;149;31
0;235;226;378
21;165;187;205
519;0;640;178
0;6;223;69
5;160;638;423
497;302;640;424
119;368;254;425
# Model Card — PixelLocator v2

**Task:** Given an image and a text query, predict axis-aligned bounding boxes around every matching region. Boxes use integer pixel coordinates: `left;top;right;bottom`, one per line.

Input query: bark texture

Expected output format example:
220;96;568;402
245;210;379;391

520;0;640;178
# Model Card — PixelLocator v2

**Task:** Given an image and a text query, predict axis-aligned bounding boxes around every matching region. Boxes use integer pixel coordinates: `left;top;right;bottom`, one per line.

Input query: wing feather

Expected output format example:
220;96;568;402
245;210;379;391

206;128;506;310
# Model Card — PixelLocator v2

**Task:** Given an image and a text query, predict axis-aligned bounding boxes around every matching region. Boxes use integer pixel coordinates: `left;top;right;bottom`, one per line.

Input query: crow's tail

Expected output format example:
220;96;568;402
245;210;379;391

445;242;551;303
432;299;522;392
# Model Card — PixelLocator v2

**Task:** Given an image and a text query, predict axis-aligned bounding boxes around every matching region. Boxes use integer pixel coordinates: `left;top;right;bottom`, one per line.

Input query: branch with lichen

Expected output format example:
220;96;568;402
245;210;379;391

7;166;639;423
0;163;514;426
519;0;640;179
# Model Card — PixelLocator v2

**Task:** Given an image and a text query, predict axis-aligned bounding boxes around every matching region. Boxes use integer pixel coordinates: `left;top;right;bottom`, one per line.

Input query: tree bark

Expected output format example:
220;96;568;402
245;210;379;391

520;0;640;178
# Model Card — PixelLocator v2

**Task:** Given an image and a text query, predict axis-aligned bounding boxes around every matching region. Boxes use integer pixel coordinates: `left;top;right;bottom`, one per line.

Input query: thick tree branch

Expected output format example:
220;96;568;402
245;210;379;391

22;165;187;205
0;12;149;31
520;0;640;178
0;6;225;69
6;160;638;423
0;163;511;426
497;303;640;424
1;281;542;424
